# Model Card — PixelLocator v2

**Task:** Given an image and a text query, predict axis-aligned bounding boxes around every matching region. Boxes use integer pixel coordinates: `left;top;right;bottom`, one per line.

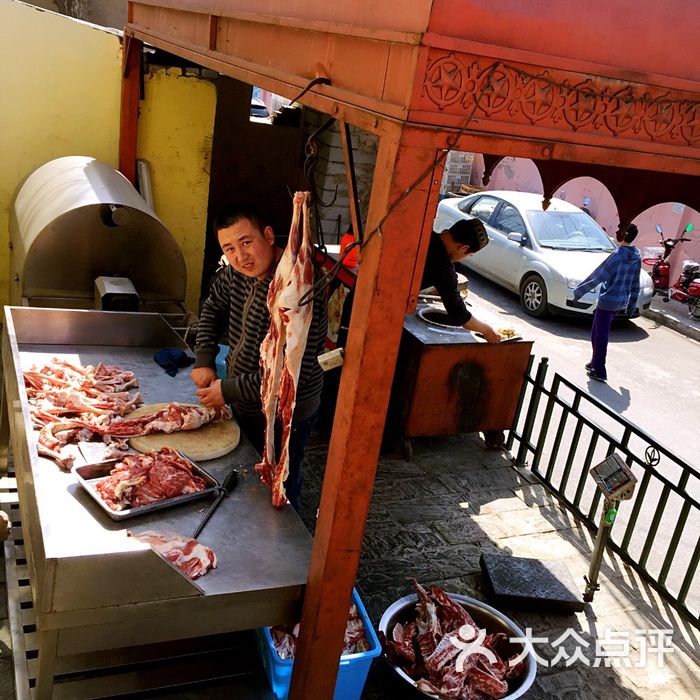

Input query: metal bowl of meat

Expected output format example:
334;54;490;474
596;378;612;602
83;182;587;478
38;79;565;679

378;583;536;699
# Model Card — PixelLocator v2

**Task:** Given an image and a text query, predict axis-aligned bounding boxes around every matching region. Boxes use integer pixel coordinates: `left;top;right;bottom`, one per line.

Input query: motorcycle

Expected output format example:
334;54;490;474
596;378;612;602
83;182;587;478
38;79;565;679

669;259;700;320
641;223;694;300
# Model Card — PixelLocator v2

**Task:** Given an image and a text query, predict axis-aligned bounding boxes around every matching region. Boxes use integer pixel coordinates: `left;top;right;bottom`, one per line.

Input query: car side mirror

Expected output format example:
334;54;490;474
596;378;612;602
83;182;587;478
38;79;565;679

507;232;525;245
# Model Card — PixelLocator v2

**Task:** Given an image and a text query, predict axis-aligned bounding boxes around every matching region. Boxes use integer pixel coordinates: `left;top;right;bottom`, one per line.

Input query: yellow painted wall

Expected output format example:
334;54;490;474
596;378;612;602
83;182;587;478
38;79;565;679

137;68;216;313
0;0;121;304
0;1;215;309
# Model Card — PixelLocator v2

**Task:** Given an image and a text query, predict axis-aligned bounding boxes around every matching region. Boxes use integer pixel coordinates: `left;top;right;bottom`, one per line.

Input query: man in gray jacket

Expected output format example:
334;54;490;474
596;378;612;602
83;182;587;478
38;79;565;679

191;204;327;508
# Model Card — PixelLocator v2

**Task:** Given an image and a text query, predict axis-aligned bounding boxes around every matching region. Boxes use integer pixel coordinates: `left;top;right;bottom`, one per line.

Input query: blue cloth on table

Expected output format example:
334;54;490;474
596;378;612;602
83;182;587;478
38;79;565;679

153;348;196;377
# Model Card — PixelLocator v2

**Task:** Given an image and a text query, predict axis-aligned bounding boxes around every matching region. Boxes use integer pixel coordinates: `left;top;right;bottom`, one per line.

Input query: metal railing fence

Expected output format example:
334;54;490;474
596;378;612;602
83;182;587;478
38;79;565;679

508;356;699;626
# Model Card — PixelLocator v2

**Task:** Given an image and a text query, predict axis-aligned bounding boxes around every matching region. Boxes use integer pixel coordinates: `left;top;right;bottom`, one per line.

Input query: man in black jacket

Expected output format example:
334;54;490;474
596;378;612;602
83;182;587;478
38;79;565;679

422;218;501;343
191;204;327;508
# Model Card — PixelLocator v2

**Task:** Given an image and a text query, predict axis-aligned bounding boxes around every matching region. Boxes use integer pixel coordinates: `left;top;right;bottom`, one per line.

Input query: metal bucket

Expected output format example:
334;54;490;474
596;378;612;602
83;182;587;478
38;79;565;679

378;593;537;699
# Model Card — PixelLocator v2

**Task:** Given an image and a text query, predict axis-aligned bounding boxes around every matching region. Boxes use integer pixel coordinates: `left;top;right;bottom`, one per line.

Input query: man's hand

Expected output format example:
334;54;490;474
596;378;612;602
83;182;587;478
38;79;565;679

191;366;217;388
465;317;502;344
195;379;225;409
481;326;502;344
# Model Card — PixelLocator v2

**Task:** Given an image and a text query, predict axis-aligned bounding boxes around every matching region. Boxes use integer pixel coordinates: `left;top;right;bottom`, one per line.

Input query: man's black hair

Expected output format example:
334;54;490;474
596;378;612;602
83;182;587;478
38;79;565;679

448;218;489;252
624;223;639;244
213;204;267;234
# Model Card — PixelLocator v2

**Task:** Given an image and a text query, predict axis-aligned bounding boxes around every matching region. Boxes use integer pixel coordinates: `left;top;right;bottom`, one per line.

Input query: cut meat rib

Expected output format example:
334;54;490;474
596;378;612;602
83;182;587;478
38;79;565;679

25;359;144;469
270;601;370;659
31;387;230;470
95;447;207;511
384;582;527;699
257;191;314;508
128;530;217;579
104;403;231;437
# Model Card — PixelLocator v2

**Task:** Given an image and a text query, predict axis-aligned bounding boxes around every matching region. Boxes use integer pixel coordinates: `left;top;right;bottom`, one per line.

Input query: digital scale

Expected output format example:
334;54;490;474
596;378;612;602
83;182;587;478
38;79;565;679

584;453;637;601
589;453;637;501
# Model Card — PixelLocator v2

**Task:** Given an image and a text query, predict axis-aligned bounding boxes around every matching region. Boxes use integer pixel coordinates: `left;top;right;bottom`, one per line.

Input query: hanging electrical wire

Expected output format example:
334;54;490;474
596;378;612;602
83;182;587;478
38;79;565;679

296;58;699;307
303;116;339;255
289;76;331;105
283;74;337;253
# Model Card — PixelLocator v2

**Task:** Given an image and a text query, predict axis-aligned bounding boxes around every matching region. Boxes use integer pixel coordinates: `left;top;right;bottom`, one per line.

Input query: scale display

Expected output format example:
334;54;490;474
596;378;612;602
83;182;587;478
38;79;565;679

589;453;637;500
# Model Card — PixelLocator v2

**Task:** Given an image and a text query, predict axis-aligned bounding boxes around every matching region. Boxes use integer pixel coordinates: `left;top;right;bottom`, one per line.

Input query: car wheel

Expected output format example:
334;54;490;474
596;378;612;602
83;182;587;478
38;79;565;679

520;275;549;318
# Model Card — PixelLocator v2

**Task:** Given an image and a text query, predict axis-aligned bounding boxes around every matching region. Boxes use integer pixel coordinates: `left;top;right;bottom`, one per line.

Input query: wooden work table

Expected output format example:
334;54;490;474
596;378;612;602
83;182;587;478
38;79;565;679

387;311;533;451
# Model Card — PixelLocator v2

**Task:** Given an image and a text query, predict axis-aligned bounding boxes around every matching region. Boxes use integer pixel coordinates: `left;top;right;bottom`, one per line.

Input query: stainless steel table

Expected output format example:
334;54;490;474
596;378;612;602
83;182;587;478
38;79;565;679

1;307;312;699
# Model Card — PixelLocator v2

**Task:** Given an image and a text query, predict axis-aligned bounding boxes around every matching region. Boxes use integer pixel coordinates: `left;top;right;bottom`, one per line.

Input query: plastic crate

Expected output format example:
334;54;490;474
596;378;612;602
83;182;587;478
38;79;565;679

256;589;381;700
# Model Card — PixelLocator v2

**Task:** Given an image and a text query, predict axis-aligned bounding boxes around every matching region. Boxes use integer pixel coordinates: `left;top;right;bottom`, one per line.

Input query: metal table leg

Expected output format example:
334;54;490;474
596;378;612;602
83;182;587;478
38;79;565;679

0;385;10;474
34;628;58;700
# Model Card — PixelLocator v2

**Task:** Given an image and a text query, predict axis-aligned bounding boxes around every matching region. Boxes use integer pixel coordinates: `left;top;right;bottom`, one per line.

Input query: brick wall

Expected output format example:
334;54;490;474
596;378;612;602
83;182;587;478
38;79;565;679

303;111;378;244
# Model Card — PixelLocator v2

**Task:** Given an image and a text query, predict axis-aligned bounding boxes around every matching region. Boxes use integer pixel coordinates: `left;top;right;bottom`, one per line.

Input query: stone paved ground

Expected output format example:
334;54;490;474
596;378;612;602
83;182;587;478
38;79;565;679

297;433;700;700
1;431;698;699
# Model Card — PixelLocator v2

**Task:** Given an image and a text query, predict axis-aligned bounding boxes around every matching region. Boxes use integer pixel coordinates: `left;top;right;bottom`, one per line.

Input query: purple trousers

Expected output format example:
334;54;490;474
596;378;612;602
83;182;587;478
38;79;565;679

589;308;617;379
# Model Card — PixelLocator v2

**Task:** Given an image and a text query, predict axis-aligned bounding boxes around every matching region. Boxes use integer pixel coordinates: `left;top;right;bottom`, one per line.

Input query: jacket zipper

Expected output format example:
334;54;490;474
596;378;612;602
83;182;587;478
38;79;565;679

227;280;259;375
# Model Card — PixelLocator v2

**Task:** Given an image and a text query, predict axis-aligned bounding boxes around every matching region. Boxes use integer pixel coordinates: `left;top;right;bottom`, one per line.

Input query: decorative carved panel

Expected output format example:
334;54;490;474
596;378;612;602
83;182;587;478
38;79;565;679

420;51;700;149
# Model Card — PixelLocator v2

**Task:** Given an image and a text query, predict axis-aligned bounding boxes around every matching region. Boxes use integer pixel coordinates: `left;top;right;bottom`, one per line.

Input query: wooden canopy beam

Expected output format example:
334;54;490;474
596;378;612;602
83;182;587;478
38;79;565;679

339;120;363;242
533;159;700;238
119;34;142;184
481;154;504;187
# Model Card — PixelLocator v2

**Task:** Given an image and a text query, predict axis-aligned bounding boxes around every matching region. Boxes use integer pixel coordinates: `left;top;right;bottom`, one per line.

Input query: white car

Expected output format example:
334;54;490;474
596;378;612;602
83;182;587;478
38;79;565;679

434;190;653;318
250;97;272;123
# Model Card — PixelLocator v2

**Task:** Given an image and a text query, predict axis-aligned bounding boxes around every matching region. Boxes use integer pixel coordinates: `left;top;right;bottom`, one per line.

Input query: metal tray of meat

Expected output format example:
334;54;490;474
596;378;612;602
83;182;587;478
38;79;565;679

73;452;220;521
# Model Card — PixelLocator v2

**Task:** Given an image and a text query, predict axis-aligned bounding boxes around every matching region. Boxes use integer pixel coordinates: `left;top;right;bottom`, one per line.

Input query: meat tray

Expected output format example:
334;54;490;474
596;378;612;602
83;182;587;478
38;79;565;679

73;454;220;521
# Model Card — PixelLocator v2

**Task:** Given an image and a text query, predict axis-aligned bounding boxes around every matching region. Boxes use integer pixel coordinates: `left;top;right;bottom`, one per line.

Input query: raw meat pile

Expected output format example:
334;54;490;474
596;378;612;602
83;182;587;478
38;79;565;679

24;358;230;470
257;191;314;508
95;447;207;511
25;359;144;469
382;580;527;699
128;530;217;579
270;601;370;660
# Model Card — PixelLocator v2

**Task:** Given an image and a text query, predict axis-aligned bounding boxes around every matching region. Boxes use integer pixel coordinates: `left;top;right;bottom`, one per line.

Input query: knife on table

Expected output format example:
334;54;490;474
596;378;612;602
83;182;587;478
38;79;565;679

192;468;239;540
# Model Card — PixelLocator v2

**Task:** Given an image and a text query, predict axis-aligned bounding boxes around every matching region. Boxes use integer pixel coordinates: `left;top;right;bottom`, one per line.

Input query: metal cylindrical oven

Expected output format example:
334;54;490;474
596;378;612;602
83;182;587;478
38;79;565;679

9;156;187;313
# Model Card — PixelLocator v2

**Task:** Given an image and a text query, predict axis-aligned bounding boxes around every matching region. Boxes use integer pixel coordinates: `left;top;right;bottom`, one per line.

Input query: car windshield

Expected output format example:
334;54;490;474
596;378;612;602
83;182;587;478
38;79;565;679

526;210;616;251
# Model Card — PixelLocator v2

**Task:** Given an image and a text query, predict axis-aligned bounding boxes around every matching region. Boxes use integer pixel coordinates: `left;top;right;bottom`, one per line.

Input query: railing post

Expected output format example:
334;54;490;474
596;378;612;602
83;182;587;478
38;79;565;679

506;354;533;451
514;356;548;467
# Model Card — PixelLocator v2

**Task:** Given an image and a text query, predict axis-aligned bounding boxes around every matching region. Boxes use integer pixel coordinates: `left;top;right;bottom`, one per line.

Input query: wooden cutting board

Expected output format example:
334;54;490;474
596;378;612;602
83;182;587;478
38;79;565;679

126;403;240;461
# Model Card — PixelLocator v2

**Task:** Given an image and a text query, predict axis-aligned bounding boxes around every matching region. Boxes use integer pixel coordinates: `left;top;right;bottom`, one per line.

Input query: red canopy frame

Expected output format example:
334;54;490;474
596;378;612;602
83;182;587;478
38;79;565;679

123;3;700;696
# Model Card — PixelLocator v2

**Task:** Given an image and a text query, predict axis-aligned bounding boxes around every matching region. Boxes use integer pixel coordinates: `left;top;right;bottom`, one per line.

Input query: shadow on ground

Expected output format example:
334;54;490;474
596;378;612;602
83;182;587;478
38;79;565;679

298;431;699;700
